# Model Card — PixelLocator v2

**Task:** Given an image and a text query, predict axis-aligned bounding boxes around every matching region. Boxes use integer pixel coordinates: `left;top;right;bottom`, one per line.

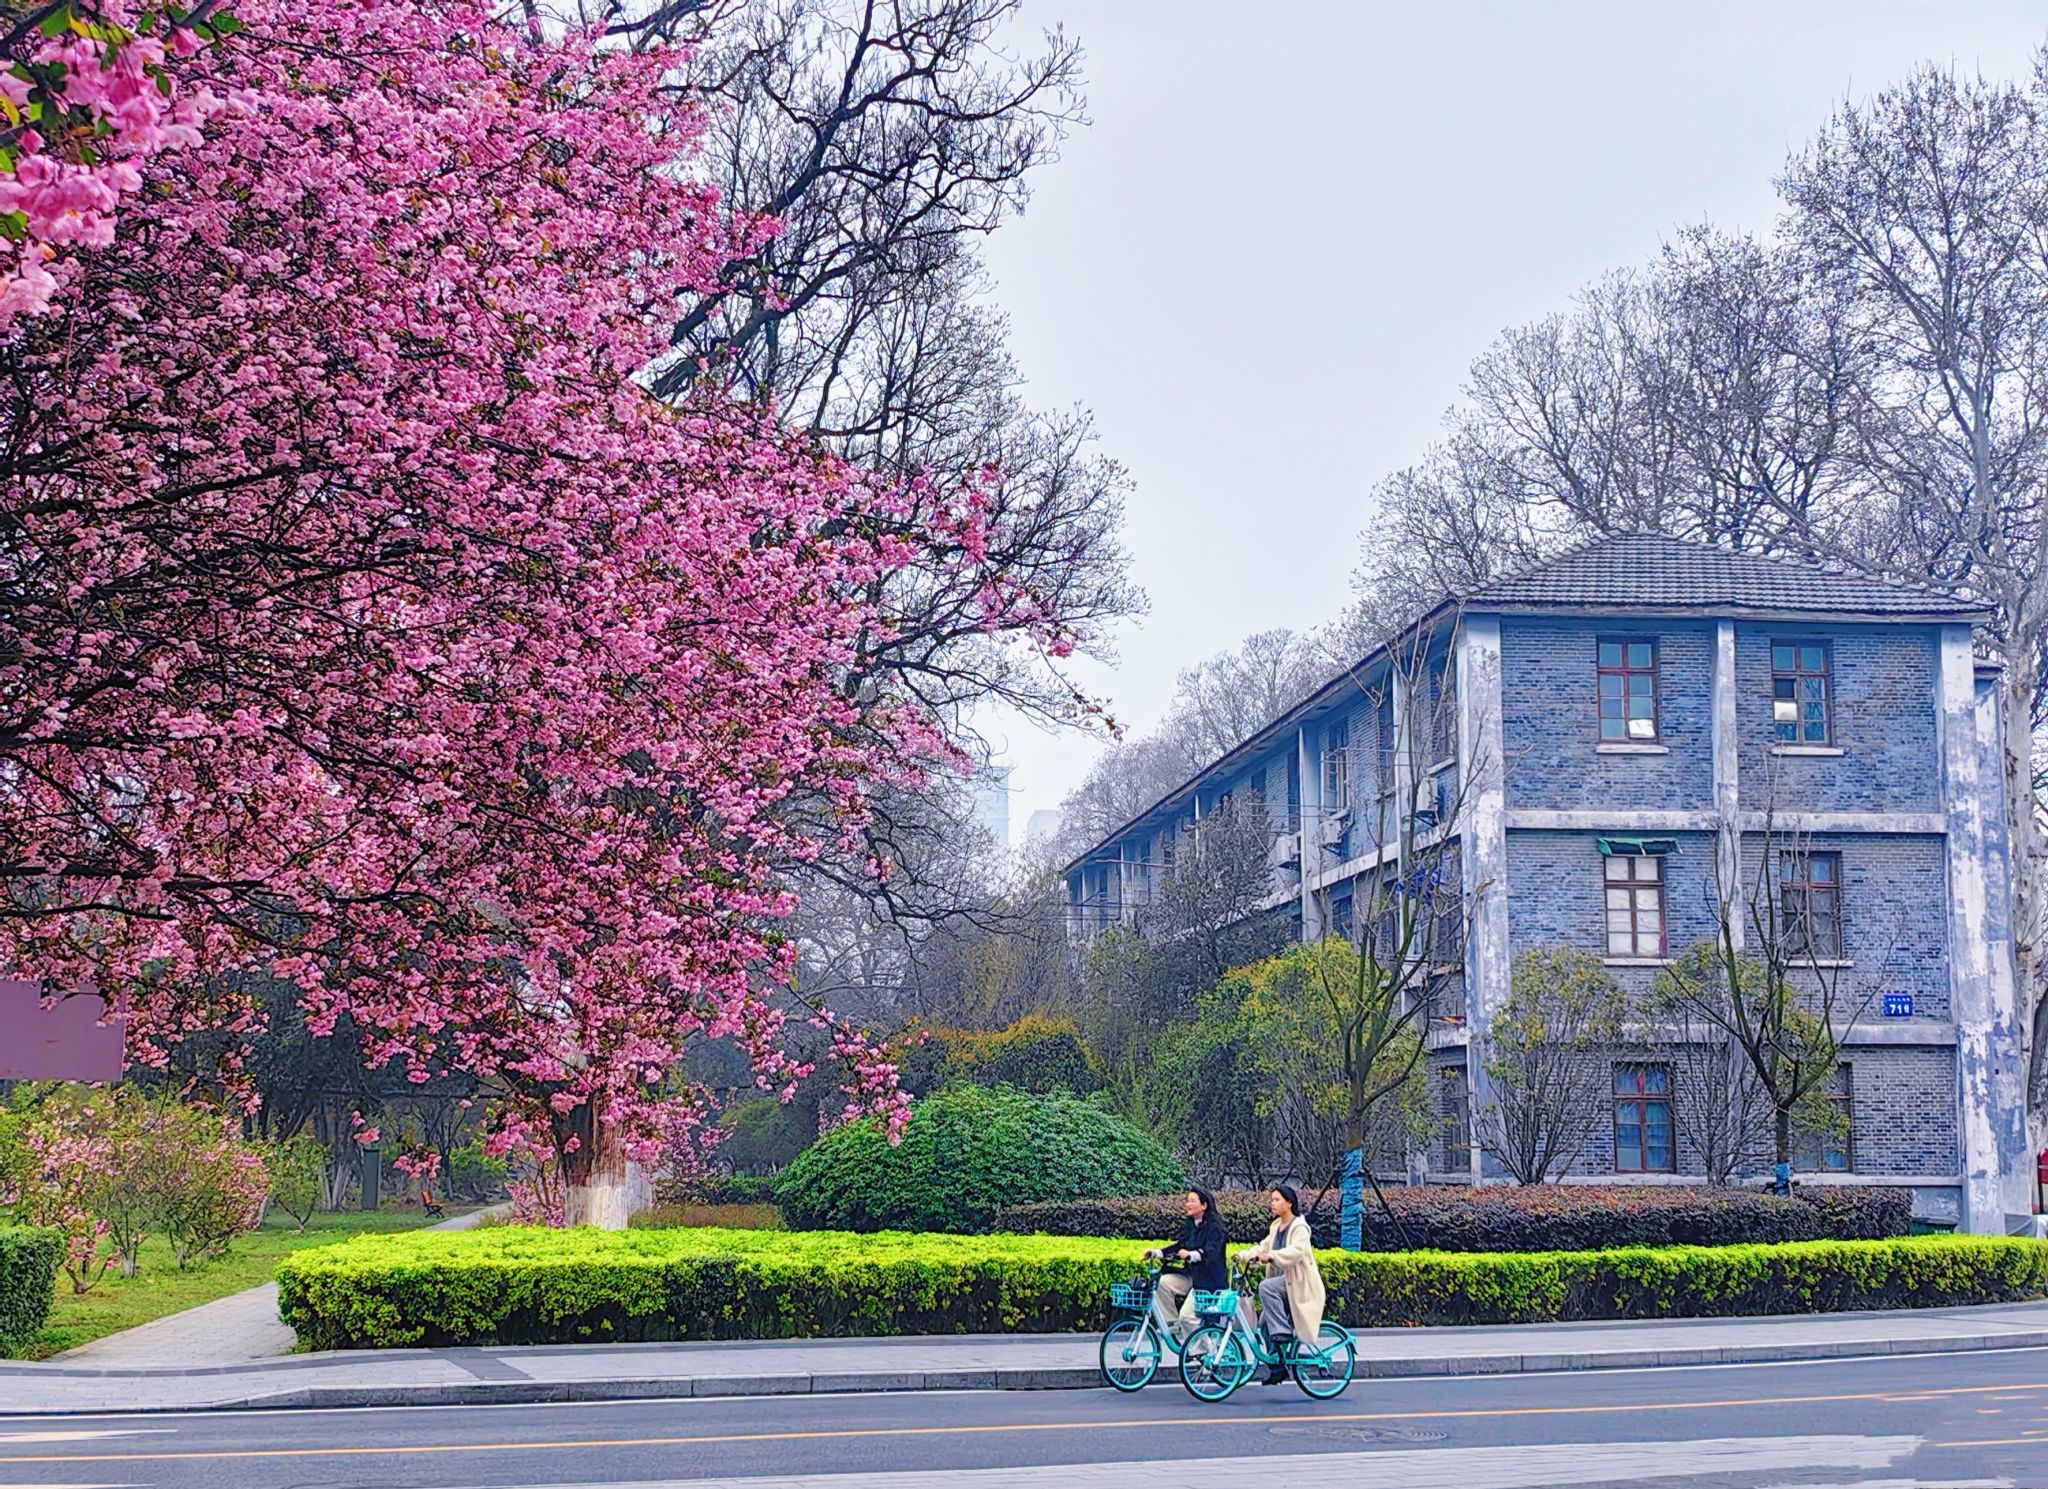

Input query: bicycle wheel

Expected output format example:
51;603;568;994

1099;1318;1161;1392
1291;1322;1356;1399
1179;1322;1254;1402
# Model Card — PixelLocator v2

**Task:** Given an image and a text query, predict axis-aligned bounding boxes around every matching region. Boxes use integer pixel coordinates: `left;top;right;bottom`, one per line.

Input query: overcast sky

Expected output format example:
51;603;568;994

978;0;2048;837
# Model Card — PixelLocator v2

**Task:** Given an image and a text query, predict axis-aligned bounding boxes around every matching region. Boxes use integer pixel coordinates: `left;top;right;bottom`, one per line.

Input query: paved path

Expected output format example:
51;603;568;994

5;1347;2046;1488
10;1298;2048;1414
51;1205;501;1369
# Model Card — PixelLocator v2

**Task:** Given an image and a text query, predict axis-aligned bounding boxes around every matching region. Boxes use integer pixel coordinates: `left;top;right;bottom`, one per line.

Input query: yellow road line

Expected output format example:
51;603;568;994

8;1378;2048;1467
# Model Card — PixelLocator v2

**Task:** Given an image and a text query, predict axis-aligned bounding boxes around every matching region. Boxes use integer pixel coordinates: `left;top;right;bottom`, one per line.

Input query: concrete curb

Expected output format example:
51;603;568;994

21;1327;2048;1414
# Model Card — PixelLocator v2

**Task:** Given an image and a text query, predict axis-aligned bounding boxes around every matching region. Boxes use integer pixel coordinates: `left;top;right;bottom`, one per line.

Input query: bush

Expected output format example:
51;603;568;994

655;1172;778;1207
0;1226;61;1355
630;1202;783;1230
775;1085;1182;1233
274;1224;2048;1349
448;1137;510;1202
994;1184;1912;1250
900;1015;1104;1096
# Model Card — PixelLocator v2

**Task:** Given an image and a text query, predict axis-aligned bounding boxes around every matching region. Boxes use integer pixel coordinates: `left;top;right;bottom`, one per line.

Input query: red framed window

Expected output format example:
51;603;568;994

1779;851;1843;959
1613;1063;1675;1173
1772;641;1832;744
1604;852;1666;957
1597;639;1658;741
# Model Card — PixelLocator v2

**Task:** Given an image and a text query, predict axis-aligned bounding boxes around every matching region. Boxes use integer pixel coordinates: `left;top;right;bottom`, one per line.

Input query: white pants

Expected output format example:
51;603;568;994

1152;1272;1197;1339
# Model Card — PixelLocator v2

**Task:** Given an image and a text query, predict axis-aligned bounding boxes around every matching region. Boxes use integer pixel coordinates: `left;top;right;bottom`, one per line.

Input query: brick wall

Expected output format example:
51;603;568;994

1735;623;1940;813
1832;1045;1959;1176
1736;831;1951;1020
1500;619;1715;812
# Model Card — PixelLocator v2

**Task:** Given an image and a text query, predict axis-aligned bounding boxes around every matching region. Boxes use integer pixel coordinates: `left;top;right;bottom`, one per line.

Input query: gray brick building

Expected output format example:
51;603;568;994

1065;535;2029;1231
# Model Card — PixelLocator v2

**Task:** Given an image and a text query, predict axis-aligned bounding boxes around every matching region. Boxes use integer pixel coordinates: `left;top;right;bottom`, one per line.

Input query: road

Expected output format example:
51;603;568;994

4;1347;2048;1489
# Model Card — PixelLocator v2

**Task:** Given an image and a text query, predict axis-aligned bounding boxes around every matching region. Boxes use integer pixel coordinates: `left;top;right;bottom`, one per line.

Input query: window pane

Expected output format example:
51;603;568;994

1627;716;1656;739
1637;857;1661;882
1600;717;1625;740
1615;1068;1637;1095
1607;931;1633;955
1599;642;1622;667
1799;645;1825;671
1607;910;1634;933
1607;888;1631;909
1772;644;1795;670
1600;673;1623;699
1642;1067;1670;1095
1774;699;1798;722
1627;675;1652;700
1627;642;1652;669
1812;857;1836;884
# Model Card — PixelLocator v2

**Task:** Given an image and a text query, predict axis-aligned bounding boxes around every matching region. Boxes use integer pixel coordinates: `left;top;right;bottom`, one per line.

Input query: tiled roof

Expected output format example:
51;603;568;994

1463;533;1987;619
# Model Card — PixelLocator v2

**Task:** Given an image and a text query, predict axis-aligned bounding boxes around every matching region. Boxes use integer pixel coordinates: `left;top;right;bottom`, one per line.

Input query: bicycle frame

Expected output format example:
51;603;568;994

1222;1264;1341;1368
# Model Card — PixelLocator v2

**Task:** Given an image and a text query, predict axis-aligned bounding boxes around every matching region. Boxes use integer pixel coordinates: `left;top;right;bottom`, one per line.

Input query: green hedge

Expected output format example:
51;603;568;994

0;1226;62;1355
274;1224;2048;1350
997;1185;1912;1250
775;1084;1182;1233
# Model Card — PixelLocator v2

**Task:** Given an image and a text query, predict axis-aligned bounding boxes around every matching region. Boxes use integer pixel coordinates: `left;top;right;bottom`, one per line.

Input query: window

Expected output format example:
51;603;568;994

1772;641;1832;744
1604;852;1666;957
1613;1063;1675;1173
1161;830;1175;876
1322;719;1350;809
1597;639;1658;741
1285;752;1301;830
1430;654;1458;762
1438;1066;1470;1168
1794;1063;1854;1173
1780;851;1844;959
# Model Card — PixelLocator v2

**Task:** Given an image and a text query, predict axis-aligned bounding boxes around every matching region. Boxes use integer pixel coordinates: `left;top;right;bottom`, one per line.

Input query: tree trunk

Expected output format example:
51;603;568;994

560;1118;652;1230
2005;665;2045;1137
1774;1104;1793;1172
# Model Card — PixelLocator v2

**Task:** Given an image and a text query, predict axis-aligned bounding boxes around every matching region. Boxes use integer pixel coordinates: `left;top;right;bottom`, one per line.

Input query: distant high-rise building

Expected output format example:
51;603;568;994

970;764;1012;849
1024;808;1063;848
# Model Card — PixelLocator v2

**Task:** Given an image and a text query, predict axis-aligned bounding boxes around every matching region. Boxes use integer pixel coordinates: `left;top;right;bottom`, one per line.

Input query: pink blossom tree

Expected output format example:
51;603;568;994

0;0;1074;1222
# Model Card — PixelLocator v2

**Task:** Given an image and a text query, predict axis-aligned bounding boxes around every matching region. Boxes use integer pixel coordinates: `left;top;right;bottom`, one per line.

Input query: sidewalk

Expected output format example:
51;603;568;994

49;1204;503;1370
8;1299;2048;1415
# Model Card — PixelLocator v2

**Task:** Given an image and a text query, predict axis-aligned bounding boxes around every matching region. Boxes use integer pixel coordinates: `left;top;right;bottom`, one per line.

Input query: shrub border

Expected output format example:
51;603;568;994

275;1228;2048;1350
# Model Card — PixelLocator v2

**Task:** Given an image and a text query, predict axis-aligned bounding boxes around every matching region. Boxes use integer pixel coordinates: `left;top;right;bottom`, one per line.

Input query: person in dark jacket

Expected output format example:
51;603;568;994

1145;1187;1226;1342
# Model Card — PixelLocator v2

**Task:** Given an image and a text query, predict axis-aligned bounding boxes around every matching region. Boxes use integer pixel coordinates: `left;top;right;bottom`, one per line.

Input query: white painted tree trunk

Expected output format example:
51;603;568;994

563;1123;653;1229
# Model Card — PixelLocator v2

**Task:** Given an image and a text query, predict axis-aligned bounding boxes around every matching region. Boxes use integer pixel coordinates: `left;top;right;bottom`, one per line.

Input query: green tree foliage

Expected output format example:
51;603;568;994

900;1014;1103;1096
775;1085;1182;1233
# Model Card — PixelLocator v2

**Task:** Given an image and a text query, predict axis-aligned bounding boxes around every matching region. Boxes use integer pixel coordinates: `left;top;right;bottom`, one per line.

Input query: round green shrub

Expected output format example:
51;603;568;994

775;1085;1182;1233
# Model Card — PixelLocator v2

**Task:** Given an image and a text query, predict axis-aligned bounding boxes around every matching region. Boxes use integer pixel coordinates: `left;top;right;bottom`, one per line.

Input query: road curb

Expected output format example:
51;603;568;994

18;1328;2048;1414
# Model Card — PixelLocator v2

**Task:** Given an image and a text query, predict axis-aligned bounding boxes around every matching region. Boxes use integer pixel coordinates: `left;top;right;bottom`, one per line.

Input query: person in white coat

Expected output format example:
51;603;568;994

1242;1184;1325;1385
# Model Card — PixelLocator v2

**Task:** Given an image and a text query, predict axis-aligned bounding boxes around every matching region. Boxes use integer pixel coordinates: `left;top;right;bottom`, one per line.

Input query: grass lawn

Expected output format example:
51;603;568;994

25;1208;444;1359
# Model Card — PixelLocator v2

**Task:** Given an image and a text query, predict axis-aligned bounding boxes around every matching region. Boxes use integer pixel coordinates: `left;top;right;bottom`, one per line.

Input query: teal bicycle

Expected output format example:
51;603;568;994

1176;1255;1357;1401
1098;1263;1231;1391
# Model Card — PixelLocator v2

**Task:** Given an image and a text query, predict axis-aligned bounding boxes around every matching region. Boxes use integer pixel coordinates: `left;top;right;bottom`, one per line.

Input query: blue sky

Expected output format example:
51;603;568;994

979;0;2048;835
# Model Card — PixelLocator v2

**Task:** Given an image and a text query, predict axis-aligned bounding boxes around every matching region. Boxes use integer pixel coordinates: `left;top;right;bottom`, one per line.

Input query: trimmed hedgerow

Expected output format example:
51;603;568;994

775;1085;1182;1233
995;1185;1911;1251
0;1226;62;1356
274;1224;2048;1350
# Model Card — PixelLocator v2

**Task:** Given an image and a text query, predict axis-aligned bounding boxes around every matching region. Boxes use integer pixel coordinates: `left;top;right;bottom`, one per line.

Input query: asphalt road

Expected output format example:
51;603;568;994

5;1348;2048;1489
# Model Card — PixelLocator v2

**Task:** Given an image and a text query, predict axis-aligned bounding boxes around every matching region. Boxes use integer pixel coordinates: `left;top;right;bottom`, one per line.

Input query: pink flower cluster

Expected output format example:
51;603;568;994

2;0;1071;1211
0;2;221;318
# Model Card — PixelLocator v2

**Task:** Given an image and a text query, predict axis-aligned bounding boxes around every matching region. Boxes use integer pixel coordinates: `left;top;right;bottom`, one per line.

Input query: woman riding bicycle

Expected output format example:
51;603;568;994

1143;1186;1225;1342
1242;1184;1324;1385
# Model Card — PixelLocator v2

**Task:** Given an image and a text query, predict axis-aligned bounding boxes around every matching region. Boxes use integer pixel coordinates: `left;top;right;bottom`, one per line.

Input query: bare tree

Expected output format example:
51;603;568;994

1476;947;1625;1185
1776;60;2048;1104
1165;629;1345;766
1658;1018;1771;1186
1653;805;1893;1180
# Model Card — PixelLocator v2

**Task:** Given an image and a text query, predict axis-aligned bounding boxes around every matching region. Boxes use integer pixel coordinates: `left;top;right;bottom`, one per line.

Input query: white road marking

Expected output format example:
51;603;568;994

517;1433;1925;1489
0;1430;172;1443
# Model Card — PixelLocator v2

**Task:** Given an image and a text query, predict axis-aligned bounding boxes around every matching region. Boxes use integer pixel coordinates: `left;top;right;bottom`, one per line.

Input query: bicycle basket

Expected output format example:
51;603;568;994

1191;1288;1238;1318
1108;1279;1152;1313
